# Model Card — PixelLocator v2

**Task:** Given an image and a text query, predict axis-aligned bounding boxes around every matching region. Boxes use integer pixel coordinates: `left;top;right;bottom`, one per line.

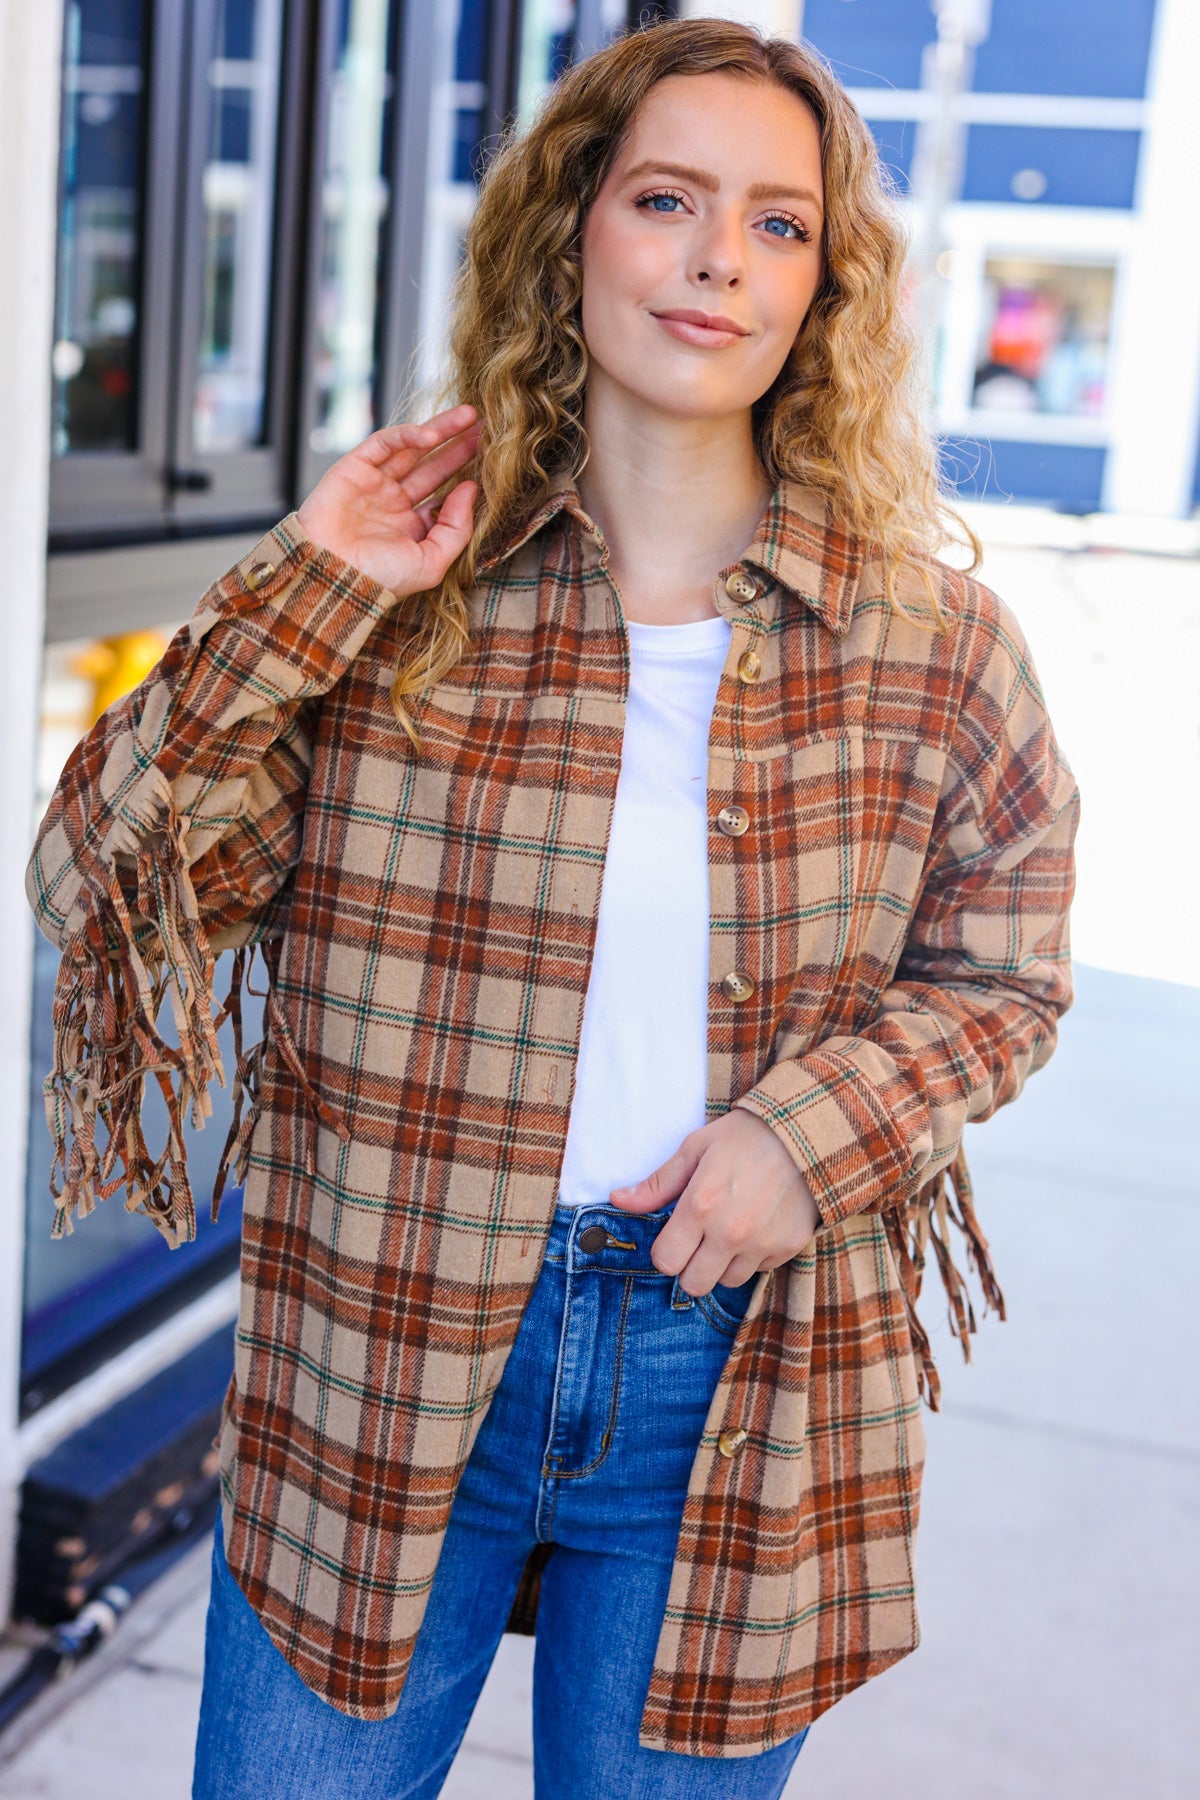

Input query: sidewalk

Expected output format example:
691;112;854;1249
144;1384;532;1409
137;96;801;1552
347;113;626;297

2;530;1197;1797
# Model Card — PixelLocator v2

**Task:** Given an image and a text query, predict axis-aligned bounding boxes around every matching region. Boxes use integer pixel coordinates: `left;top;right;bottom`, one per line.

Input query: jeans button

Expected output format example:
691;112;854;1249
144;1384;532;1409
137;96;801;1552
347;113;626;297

578;1225;608;1252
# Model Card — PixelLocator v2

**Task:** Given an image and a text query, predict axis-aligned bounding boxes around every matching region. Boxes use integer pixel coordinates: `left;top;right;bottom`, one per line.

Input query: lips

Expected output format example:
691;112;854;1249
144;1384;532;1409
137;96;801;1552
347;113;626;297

651;308;749;335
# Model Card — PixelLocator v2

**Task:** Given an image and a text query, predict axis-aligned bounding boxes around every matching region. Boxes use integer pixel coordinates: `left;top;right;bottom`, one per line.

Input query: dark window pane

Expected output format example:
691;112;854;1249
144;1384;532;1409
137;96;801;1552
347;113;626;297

451;0;490;184
51;0;149;455
411;1;493;401
193;0;286;453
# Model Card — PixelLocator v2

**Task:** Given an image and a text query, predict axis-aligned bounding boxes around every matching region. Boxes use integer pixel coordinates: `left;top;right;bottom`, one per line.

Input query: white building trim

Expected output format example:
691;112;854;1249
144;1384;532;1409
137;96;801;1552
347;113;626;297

16;1277;240;1472
847;88;1146;131
1103;0;1200;516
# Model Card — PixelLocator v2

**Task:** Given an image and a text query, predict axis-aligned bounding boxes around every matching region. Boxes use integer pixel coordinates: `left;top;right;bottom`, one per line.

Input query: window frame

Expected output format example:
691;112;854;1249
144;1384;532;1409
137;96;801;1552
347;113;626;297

167;0;316;530
49;0;184;539
932;202;1134;449
49;0;319;545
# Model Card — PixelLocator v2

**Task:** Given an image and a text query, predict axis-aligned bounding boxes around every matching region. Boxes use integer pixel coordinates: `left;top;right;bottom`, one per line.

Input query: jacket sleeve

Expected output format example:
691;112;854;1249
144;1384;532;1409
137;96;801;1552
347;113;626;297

26;513;400;1246
733;591;1080;1236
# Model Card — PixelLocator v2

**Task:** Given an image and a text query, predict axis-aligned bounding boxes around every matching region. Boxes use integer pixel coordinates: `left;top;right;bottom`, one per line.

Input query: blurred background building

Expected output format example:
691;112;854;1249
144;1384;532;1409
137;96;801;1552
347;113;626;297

0;0;1196;1727
805;0;1199;520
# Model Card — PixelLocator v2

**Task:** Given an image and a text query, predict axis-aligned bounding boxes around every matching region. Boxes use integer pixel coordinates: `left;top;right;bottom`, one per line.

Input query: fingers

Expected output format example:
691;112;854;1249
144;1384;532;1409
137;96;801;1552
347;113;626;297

381;401;479;445
393;423;483;510
415;478;478;564
609;1137;700;1213
674;1243;748;1299
418;401;478;433
605;1115;817;1299
661;1207;760;1295
357;404;480;472
715;1253;763;1288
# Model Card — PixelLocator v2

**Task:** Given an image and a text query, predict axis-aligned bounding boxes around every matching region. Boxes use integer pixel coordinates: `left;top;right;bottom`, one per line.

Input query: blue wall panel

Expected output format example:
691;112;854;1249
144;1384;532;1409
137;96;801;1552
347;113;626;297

973;0;1157;100
866;117;918;194
803;0;1158;102
940;436;1107;510
801;0;935;91
962;124;1141;208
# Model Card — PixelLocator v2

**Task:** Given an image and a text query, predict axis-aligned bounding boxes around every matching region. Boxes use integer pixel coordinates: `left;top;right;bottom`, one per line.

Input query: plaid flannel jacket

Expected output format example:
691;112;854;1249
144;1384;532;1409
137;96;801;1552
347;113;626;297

26;473;1078;1756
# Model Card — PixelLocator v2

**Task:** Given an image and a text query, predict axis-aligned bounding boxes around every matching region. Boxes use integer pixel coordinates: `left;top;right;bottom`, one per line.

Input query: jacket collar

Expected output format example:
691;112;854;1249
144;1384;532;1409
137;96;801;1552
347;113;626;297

476;469;867;635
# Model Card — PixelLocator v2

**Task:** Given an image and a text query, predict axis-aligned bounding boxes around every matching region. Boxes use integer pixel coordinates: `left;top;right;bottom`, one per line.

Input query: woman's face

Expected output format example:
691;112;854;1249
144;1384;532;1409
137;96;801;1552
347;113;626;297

580;71;825;425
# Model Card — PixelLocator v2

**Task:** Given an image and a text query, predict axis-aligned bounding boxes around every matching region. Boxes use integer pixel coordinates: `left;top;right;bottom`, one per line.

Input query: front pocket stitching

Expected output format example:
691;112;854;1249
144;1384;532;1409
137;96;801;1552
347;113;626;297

695;1289;748;1336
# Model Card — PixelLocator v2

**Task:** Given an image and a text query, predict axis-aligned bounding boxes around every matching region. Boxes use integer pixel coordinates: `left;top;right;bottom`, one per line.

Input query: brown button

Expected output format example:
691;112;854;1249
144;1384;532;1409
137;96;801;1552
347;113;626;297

244;559;277;591
724;570;758;604
719;970;755;1002
736;649;762;684
717;1426;749;1458
578;1225;609;1252
715;804;750;837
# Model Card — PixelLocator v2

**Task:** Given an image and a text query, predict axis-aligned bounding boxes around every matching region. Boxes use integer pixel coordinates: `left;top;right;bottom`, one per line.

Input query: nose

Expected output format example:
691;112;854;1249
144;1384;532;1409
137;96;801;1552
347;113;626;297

690;209;745;289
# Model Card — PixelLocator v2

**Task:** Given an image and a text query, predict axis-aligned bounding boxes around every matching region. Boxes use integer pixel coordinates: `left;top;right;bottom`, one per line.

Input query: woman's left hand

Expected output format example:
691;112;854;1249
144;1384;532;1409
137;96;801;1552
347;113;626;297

608;1111;822;1297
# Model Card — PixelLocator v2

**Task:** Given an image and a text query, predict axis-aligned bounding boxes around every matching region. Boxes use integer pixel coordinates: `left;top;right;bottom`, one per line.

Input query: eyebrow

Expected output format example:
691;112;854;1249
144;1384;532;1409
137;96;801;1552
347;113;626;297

621;159;824;216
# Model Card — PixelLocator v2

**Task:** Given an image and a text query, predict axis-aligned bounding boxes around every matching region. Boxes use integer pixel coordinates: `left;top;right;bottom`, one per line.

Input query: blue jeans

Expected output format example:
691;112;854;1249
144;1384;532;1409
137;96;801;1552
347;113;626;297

192;1202;810;1797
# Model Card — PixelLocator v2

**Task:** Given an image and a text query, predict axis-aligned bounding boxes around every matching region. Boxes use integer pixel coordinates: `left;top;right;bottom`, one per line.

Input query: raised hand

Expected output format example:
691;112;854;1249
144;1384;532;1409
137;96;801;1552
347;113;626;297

295;402;483;598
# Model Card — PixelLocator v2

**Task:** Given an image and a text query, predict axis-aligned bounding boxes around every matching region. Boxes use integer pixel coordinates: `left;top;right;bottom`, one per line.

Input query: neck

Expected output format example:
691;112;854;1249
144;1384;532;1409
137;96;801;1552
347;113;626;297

573;375;772;614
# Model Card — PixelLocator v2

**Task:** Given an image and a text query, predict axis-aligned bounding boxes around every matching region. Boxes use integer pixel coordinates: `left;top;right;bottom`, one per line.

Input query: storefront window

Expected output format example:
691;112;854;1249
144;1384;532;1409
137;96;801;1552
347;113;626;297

972;257;1114;419
516;0;630;128
51;0;149;456
517;0;577;124
193;0;287;452
410;0;494;403
410;0;638;406
310;0;397;455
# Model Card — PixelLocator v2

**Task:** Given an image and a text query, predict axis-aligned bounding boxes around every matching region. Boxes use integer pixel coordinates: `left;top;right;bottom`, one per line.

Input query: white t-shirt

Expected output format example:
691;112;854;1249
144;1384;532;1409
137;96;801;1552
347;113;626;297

557;611;733;1207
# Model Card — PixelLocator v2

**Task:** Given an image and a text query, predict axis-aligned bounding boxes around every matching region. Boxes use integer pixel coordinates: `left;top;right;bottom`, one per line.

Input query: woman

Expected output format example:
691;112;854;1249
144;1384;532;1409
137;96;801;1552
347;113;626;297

27;18;1078;1799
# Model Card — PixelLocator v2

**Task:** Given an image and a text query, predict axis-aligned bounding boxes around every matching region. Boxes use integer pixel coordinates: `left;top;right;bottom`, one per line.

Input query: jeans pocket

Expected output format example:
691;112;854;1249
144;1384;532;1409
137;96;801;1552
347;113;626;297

694;1277;755;1337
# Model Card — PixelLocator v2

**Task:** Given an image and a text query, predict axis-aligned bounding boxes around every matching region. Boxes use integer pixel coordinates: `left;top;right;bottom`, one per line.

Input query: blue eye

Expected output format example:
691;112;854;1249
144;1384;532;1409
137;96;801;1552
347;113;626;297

635;189;686;214
633;188;812;244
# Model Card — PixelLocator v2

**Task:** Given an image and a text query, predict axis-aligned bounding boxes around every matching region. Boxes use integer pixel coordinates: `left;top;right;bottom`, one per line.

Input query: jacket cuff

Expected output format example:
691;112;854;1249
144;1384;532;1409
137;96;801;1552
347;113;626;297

193;512;397;648
734;1046;919;1228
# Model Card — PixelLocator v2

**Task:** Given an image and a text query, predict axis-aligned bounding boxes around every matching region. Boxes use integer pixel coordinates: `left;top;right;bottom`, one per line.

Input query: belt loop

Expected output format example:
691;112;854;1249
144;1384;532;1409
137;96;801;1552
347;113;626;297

564;1206;583;1270
670;1275;694;1311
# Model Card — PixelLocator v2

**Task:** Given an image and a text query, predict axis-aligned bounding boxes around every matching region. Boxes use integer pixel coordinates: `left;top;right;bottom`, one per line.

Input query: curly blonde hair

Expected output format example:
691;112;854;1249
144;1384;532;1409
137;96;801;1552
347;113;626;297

388;14;981;741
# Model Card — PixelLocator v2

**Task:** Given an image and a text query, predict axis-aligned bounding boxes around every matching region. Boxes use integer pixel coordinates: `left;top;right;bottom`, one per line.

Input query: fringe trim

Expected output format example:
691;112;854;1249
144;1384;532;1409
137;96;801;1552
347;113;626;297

41;794;346;1250
210;943;267;1224
881;1144;1007;1411
44;797;227;1248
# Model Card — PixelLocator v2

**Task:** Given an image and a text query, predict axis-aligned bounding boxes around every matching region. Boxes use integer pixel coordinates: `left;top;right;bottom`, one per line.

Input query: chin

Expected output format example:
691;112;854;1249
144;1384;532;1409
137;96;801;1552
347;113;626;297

618;371;759;420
